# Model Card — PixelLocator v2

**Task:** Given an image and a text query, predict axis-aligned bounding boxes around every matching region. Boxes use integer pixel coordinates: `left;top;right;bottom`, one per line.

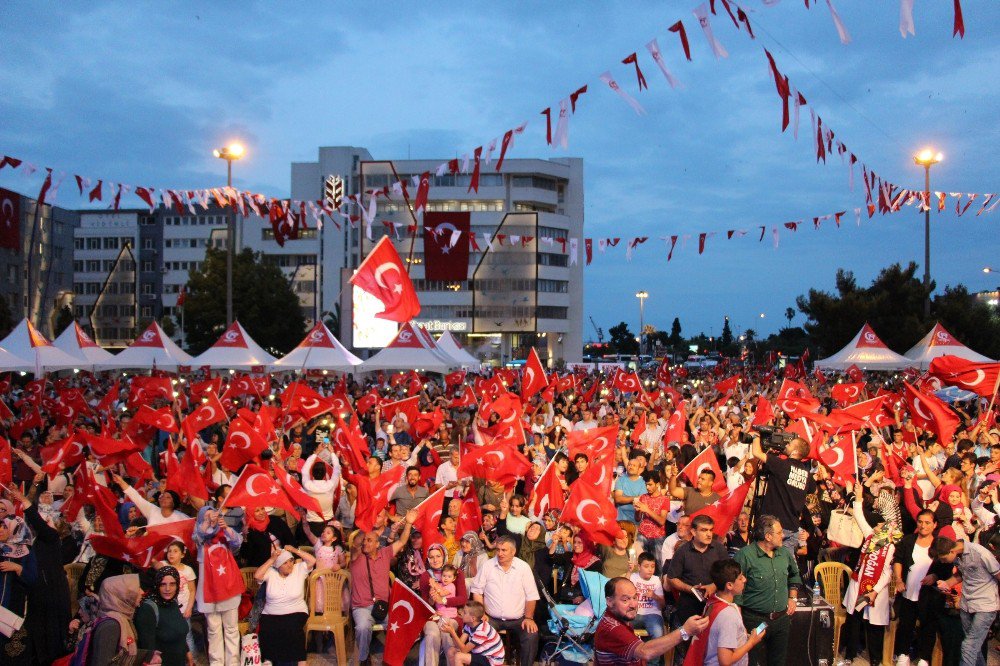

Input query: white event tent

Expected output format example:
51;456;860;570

190;321;277;371
361;322;456;373
96;321;193;371
814;322;911;371
270;322;362;373
53;321;116;369
0;345;33;373
435;331;481;369
0;318;81;373
904;322;994;368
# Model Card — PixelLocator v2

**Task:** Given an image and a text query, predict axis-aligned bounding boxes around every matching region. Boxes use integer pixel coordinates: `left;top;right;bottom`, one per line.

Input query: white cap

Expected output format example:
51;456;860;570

273;551;293;569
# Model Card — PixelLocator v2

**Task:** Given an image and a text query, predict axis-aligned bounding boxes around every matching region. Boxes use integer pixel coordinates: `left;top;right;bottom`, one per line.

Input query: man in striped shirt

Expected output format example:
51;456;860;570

594;577;709;666
443;600;505;666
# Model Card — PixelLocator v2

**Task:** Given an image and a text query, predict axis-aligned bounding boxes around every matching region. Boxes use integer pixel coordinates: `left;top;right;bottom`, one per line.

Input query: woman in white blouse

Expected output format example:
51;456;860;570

255;543;316;666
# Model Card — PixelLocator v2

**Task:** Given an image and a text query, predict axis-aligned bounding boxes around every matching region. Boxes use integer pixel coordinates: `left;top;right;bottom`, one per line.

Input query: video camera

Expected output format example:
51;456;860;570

752;425;796;453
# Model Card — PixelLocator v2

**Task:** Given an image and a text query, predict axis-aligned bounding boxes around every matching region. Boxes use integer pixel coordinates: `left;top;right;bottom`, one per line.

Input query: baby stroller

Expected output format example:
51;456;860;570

539;569;610;665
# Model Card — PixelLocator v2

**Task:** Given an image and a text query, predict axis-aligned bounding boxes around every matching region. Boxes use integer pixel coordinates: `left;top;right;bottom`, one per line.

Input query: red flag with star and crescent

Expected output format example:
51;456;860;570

831;382;866;407
411;487;448;553
383;579;436;666
456;441;532;486
350;465;405;533
679;446;728;493
529;457;566;517
928;355;1000;398
690;480;753;538
455;485;483;535
560;475;622;546
902;381;961;445
200;532;246;603
226;463;299;515
350;235;421;322
219;416;269;471
521;347;548;401
89;531;176;569
0;435;11;485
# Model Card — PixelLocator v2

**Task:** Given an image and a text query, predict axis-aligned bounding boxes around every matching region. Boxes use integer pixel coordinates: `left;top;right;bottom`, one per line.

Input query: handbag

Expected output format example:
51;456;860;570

240;632;261;666
365;554;389;621
0;572;25;638
828;508;864;548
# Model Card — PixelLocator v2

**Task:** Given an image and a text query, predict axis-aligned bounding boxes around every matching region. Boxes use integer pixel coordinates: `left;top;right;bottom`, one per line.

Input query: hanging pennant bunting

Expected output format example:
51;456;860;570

468;146;483;193
621;53;648;91
645;38;681;88
825;0;852;44
541;108;553;145
953;0;965;38
598;71;646;115
570;85;588;112
693;4;728;59
900;0;916;37
552;98;571;149
668;21;692;61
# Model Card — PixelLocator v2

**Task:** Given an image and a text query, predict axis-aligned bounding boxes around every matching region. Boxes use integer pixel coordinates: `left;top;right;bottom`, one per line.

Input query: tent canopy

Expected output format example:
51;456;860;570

435;331;481;369
190;321;277;371
0;318;81;373
814;323;911;371
96;321;193;371
53;321;116;368
0;345;34;372
361;323;456;373
270;322;362;373
904;322;994;368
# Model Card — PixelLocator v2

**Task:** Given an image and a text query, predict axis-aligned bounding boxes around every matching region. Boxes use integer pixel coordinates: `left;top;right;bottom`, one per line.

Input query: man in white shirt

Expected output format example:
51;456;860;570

573;409;598;431
435;447;462;497
470;535;540;666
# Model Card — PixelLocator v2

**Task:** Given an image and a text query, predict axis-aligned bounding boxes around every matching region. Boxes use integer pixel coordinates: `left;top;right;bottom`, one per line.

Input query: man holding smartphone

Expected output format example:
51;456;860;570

686;559;766;666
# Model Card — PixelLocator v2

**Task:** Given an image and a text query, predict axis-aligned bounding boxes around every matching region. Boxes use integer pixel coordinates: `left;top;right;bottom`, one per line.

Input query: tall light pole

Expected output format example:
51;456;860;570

635;290;648;356
914;148;942;319
213;143;244;326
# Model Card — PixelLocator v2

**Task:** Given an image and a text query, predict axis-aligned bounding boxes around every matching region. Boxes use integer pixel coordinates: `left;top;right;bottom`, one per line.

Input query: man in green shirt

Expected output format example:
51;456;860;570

733;514;801;666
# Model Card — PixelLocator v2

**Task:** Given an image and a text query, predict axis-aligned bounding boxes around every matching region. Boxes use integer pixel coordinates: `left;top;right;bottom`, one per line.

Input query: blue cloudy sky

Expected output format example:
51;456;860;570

1;1;997;344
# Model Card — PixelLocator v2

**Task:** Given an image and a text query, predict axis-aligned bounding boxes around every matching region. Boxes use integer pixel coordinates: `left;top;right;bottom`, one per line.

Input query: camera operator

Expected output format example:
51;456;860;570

750;429;816;555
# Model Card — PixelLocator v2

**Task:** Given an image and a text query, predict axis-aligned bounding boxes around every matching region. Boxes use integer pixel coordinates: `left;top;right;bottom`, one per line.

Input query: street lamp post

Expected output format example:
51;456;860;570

635;290;648;356
213;143;244;327
914;148;942;319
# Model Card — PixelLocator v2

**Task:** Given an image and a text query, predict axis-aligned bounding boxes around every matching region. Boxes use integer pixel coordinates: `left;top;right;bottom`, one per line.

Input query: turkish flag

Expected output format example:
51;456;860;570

690;480;753;538
814;367;827;384
831;382;866;407
280;381;334;421
167;448;208;501
411;487;448;552
383;580;436;666
356;389;382;415
521;348;548;401
190;377;222;400
95;380;120;417
680;447;728;493
657;358;672;385
457;441;532;486
775;379;820;418
612;369;643;393
273;463;322;515
226;463;299;515
41;434;87;476
444;370;466;388
332;416;369;476
566;425;618;461
413;171;431;218
352;465;405;533
0;189;20;250
182;391;227;444
423;211;470;281
841;396;894;428
219;417;269;471
133;404;179;433
224;373;269;399
902;382;961;445
81;431;146;466
381;395;421;432
127;376;173;409
145;518;197;555
846;364;864;383
560;476;622;546
201;532;246;603
529;458;566;517
0;436;11;485
714;375;740;395
815;434;857;485
350;235;421;322
449;385;477;409
124;452;154;484
664;404;688;444
89;531;176;569
929;355;1000;397
751;398;774;427
456;486;483;535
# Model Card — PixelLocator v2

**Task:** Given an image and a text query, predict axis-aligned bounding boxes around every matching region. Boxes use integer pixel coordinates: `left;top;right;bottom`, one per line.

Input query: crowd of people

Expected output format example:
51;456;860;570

0;359;998;666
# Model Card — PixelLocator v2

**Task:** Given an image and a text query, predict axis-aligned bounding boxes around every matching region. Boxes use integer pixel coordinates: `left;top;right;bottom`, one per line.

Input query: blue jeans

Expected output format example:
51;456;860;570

959;609;995;666
352;605;383;662
633;613;666;666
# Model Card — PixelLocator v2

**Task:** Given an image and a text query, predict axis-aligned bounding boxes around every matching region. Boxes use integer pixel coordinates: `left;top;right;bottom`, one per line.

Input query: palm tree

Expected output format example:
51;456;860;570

785;307;795;328
744;328;756;343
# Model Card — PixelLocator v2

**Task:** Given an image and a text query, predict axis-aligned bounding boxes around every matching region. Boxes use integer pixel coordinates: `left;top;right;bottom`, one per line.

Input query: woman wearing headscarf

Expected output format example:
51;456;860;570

454;531;487;580
85;574;160;665
560;533;602;605
238;506;296;568
393;529;426;590
134;566;191;666
254;543;316;666
418;543;469;666
518;521;551;591
0;514;38;664
7;479;72;664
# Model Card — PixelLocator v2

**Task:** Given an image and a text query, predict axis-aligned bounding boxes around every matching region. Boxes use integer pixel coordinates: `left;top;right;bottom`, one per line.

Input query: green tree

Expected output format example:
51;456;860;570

0;293;14;339
53;306;74;338
796;262;934;356
744;328;757;343
669;317;683;348
160;315;177;338
931;285;1000;359
184;248;306;355
608;321;638;355
721;317;733;348
784;307;796;328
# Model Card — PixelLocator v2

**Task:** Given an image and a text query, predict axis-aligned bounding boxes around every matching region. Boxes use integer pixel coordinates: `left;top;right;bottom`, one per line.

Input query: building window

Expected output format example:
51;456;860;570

74;238;85;250
141;306;152;317
86;260;100;272
141;283;153;295
142;261;153;272
538;253;568;267
103;237;119;249
73;261;84;272
142;239;154;250
86;238;101;250
538;279;569;293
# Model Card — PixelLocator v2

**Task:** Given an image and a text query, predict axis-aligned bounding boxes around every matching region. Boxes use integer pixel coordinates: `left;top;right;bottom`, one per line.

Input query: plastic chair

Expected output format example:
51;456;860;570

813;561;851;656
64;562;85;616
304;568;351;665
238;567;261;635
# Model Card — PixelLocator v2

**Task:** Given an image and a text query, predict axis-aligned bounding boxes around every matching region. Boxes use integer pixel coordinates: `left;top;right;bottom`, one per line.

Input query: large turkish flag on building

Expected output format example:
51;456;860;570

350;236;420;322
0;189;19;250
423;211;470;280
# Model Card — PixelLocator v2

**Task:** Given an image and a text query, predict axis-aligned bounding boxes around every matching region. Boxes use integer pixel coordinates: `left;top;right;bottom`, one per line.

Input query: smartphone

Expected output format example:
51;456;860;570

690;586;704;602
754;621;767;635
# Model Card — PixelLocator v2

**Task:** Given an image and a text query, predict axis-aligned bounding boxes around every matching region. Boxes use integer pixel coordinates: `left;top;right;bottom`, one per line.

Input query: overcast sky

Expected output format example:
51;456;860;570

1;1;997;345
